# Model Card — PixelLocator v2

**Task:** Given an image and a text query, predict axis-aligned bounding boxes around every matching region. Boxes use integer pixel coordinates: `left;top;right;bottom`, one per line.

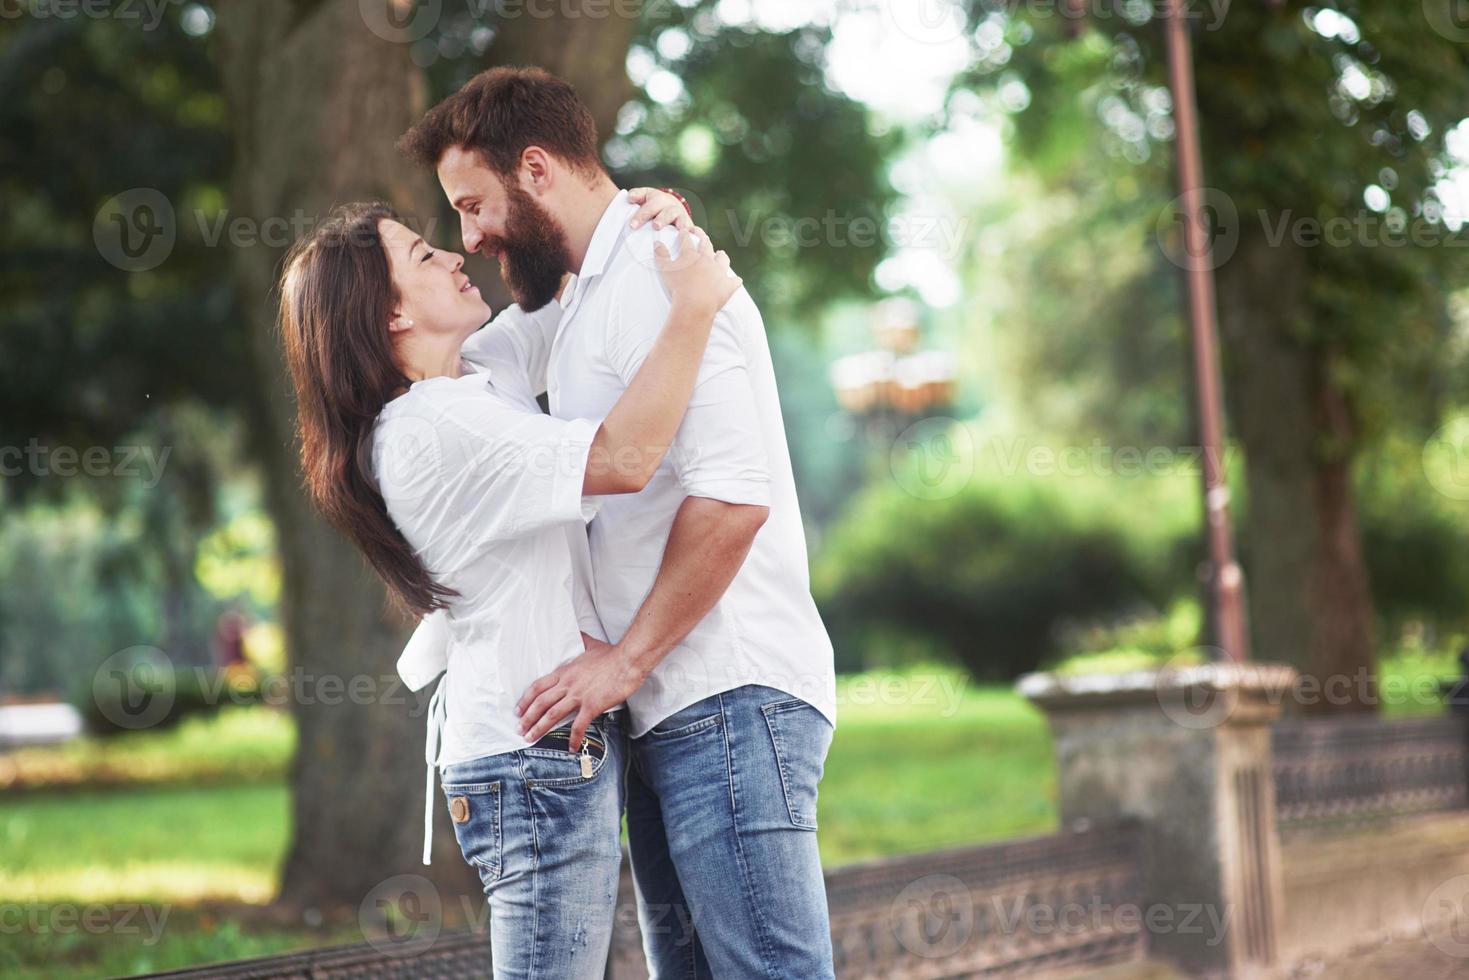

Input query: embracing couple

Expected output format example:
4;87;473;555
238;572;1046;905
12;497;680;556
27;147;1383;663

277;67;837;978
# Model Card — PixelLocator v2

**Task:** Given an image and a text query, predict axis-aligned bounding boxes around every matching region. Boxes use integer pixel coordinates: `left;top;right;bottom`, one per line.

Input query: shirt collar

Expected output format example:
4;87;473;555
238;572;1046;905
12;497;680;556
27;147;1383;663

575;189;636;283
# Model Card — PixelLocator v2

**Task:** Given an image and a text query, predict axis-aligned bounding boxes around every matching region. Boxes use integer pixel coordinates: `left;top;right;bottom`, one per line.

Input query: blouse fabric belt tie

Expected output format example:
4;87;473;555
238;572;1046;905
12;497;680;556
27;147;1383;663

421;678;447;866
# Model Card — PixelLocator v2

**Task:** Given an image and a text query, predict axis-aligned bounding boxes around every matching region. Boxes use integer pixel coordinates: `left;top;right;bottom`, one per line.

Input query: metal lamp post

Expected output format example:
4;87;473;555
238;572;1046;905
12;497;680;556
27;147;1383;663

1059;0;1250;659
1160;0;1252;662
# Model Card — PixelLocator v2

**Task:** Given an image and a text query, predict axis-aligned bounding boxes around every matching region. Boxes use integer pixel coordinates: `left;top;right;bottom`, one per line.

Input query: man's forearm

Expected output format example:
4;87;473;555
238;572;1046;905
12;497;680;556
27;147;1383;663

514;497;765;746
617;495;768;674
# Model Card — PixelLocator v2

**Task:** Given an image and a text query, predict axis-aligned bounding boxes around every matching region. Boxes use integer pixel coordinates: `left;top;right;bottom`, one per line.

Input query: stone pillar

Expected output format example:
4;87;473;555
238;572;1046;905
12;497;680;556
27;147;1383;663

1019;663;1297;978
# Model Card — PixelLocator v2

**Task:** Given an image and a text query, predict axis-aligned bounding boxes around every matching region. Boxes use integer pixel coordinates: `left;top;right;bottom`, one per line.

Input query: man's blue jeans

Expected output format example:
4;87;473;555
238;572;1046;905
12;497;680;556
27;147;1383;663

626;684;836;979
440;712;626;980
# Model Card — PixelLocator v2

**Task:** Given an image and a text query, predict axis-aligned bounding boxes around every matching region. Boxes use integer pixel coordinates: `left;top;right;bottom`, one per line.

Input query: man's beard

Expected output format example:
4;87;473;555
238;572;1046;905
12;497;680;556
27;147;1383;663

488;183;572;312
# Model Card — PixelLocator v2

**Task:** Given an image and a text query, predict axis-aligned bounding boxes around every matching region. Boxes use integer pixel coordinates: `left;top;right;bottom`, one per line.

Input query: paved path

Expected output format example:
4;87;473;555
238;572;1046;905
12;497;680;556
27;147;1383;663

1078;931;1469;979
1284;932;1469;979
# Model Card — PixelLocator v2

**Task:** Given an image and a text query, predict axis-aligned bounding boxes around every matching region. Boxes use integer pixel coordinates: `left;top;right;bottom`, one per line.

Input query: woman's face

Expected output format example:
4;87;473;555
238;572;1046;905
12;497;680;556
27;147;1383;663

379;218;491;342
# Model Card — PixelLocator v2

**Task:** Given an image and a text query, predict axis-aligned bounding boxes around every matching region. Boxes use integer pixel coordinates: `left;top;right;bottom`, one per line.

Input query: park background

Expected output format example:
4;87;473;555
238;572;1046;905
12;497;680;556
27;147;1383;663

2;0;1469;976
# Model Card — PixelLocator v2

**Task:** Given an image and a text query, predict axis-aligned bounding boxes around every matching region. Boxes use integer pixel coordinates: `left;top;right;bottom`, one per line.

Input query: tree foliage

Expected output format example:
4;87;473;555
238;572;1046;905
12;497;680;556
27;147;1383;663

949;1;1469;700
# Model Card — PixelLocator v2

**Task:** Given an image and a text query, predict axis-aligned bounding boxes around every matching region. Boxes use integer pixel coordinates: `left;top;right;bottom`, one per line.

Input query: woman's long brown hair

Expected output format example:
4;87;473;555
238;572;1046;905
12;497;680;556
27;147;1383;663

277;202;455;617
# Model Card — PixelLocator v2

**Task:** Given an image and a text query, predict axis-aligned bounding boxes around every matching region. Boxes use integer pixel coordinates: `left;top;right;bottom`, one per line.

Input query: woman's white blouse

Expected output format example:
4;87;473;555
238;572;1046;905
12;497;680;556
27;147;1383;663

370;302;606;863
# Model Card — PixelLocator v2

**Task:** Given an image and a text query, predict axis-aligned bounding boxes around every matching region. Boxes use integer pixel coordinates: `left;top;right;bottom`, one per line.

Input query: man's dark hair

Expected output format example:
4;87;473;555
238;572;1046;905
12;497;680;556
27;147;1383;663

399;66;604;179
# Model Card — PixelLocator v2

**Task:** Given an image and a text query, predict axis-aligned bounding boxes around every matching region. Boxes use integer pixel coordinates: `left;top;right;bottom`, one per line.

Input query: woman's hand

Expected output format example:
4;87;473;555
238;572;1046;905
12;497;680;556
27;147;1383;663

627;187;694;233
656;228;741;319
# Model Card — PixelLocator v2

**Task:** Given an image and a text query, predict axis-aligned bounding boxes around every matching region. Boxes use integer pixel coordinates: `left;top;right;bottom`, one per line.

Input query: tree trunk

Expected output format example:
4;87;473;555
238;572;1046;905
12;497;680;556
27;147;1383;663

214;0;475;909
1304;370;1378;714
486;7;638;141
1217;231;1377;713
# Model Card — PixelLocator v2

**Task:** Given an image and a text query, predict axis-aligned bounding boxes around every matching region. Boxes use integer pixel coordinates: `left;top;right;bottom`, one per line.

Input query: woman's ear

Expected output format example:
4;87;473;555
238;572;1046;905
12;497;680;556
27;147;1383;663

388;311;415;335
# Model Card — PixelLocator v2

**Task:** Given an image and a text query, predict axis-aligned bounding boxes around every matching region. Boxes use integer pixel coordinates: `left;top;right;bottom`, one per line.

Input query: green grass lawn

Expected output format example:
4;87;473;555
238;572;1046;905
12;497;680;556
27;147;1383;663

0;706;294;793
2;672;1053;977
0;781;309;978
818;676;1055;862
3;783;286;905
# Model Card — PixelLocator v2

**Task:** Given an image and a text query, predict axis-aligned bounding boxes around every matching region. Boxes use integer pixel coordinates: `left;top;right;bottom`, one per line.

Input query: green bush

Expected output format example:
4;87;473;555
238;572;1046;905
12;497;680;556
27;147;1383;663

79;665;265;737
813;424;1469;683
1356;434;1469;633
813;428;1199;679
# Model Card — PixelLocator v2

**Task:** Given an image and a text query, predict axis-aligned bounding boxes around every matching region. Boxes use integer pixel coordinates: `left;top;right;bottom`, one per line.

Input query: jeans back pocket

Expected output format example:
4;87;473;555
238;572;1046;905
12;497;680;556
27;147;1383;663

761;699;833;831
441;780;502;878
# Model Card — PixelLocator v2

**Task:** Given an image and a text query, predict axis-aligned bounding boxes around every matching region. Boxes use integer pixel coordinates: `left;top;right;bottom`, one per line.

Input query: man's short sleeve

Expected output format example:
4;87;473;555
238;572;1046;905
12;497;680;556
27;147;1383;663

601;248;770;508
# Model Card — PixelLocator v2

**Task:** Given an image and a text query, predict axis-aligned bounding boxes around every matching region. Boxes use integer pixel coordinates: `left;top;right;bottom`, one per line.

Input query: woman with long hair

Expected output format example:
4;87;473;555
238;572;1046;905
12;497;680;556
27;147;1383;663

277;192;738;977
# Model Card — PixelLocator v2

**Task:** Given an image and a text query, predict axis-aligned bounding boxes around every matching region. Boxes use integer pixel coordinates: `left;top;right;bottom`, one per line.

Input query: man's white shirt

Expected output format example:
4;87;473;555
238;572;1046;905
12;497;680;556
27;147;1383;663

547;190;836;737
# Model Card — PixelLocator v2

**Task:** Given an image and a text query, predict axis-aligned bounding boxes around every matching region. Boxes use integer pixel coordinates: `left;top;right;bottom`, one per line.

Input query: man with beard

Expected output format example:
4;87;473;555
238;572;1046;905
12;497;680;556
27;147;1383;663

400;67;837;979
